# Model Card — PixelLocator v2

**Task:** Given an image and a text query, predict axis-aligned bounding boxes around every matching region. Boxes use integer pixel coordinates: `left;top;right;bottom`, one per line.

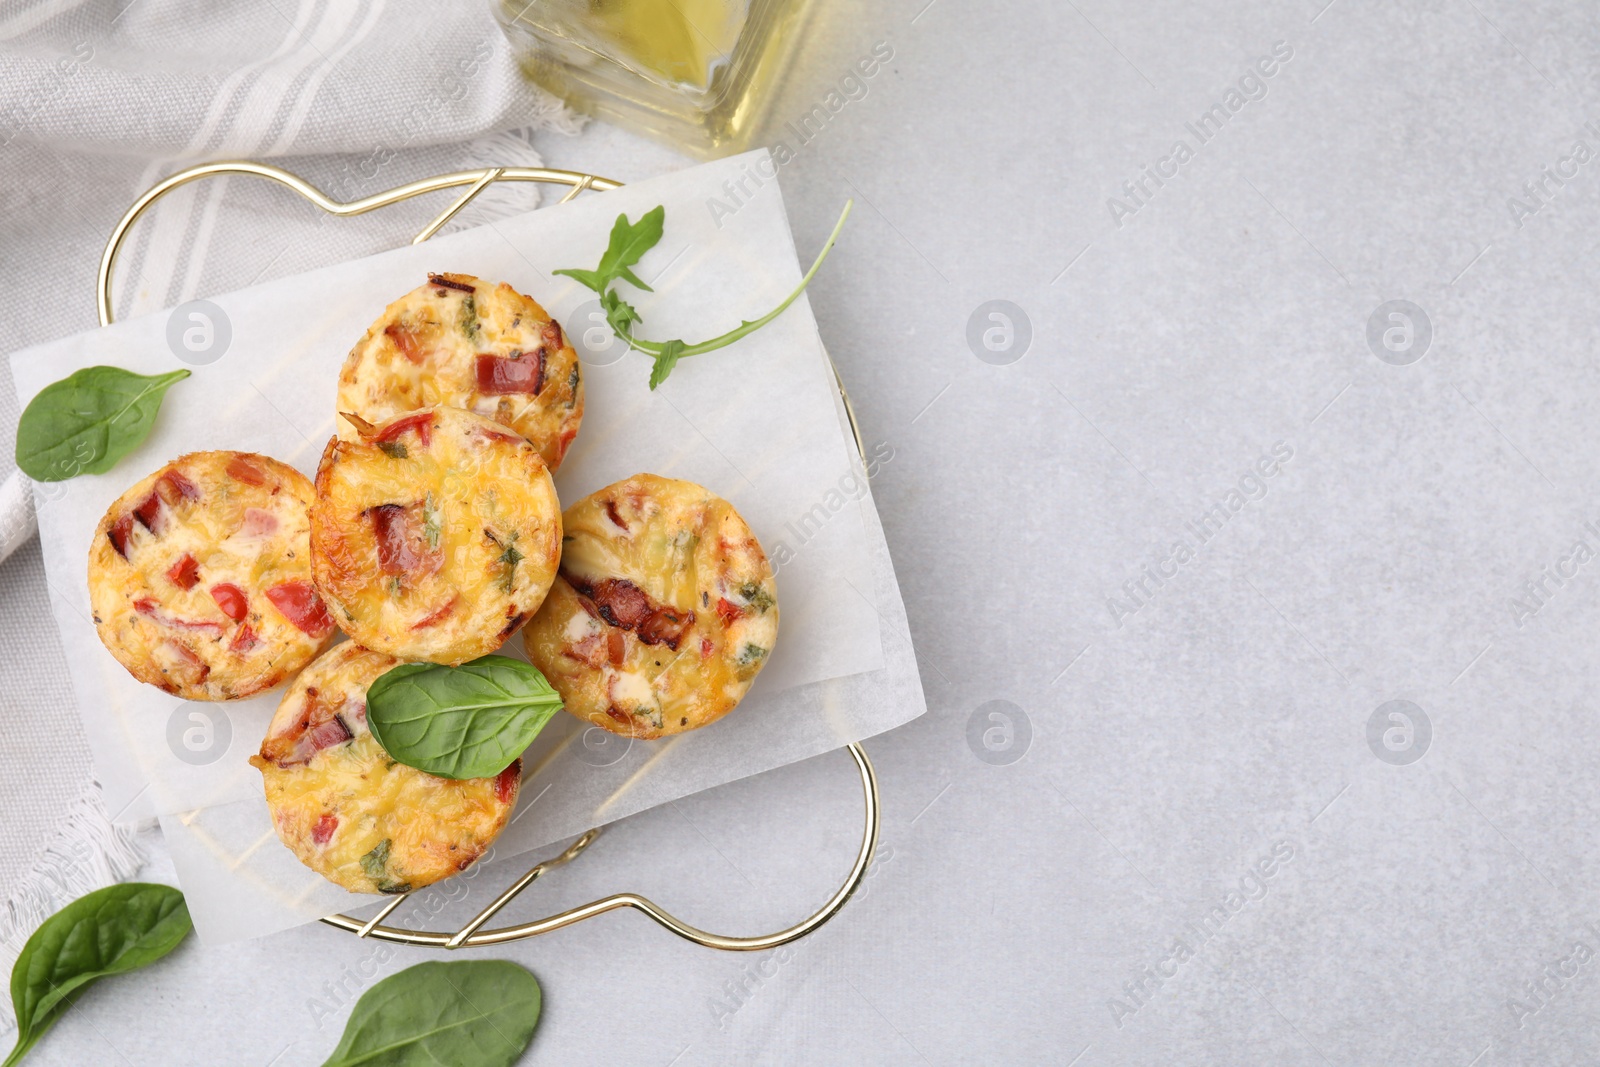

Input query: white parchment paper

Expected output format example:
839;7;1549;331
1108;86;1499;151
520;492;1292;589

10;152;925;941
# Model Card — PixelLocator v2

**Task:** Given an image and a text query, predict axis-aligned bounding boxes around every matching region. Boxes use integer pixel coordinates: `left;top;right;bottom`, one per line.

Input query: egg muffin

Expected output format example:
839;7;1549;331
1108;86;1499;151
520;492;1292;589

250;641;520;894
310;406;562;665
88;451;334;701
336;272;583;472
522;474;778;739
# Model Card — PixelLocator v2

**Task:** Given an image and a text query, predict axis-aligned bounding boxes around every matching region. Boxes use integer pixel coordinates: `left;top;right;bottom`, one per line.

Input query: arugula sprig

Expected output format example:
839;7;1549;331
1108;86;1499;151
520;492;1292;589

555;201;853;389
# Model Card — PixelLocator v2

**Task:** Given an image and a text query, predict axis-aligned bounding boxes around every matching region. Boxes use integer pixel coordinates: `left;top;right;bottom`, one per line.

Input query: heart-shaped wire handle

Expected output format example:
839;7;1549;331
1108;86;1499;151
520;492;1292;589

97;159;882;950
97;160;619;326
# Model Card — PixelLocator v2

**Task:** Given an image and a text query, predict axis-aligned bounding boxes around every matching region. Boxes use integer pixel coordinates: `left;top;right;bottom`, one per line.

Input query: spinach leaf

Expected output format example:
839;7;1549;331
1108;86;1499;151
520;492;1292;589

321;960;540;1067
366;655;563;779
553;201;850;390
15;366;190;482
5;883;191;1067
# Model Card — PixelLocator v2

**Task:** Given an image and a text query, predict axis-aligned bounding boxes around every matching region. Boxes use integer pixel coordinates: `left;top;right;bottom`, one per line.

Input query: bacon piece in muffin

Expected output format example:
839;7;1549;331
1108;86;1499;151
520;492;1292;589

523;474;778;739
88;451;333;700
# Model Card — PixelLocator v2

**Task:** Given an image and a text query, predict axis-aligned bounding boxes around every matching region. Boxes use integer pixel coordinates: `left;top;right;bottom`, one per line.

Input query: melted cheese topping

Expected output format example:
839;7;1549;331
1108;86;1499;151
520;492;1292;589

523;473;778;739
87;451;330;700
336;273;584;472
250;642;518;894
310;406;562;664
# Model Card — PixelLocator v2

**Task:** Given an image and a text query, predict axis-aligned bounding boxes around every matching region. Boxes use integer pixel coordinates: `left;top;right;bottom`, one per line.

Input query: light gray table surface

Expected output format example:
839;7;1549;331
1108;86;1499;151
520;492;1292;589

13;0;1600;1063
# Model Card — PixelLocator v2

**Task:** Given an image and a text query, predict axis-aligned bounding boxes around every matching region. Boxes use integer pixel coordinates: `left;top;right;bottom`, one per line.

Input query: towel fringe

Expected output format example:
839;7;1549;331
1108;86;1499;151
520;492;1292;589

0;785;146;1033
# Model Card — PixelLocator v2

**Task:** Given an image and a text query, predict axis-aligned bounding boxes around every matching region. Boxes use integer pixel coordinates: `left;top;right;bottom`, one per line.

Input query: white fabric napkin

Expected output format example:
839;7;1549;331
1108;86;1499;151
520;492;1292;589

0;0;579;951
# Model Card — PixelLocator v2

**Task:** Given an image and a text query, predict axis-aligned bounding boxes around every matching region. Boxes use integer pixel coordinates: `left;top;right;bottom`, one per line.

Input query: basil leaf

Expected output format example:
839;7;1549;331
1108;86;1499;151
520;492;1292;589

321;960;540;1067
366;655;563;779
5;883;191;1067
15;366;190;482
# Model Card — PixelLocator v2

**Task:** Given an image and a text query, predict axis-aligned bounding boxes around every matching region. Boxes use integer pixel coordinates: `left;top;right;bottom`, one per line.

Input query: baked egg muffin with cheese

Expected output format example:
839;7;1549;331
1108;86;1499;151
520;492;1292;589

336;272;583;472
523;474;778;739
310;406;562;665
250;641;520;894
88;451;334;700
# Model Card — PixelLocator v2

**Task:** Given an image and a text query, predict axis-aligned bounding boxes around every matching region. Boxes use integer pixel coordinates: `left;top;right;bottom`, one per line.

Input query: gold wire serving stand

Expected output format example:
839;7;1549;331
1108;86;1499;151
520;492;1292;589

97;160;880;950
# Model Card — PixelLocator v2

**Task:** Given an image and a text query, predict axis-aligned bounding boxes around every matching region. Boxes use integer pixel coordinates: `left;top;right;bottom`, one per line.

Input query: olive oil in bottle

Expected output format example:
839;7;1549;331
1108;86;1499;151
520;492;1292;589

495;0;820;156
